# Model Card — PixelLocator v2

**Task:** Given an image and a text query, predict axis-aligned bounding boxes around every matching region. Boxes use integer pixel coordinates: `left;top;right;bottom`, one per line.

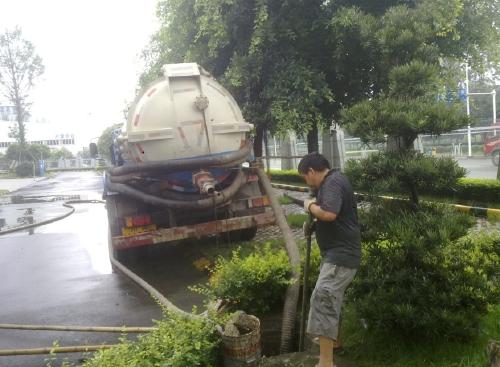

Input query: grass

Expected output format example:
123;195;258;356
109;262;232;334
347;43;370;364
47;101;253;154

279;195;295;205
286;213;308;228
340;303;500;367
0;189;9;196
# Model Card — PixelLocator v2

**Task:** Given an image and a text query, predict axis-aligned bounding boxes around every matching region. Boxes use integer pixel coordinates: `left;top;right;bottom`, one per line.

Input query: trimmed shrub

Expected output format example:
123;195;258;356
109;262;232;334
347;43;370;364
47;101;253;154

194;241;322;316
358;200;475;243
196;244;292;315
445;229;500;306
15;162;33;177
351;203;497;340
82;311;221;367
343;152;466;197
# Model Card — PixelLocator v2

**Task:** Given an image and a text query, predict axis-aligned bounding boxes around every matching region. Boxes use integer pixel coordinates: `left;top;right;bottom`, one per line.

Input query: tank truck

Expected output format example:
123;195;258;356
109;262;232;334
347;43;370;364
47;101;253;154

103;63;275;258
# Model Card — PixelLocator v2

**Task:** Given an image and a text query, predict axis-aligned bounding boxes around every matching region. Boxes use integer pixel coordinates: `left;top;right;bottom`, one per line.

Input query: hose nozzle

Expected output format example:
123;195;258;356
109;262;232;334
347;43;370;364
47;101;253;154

193;170;217;195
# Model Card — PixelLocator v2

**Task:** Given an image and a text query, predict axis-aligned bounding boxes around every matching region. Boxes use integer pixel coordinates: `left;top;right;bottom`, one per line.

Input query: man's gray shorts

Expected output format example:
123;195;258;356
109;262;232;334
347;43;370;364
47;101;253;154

307;262;357;341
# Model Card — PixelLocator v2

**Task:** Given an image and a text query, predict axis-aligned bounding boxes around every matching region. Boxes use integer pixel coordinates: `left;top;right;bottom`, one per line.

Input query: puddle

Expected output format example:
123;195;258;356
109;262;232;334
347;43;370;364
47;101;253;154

0;202;74;233
3;194;81;205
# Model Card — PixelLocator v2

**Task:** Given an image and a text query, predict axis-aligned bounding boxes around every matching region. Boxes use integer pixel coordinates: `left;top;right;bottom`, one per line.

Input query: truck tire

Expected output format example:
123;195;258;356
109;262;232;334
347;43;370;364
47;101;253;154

492;150;499;166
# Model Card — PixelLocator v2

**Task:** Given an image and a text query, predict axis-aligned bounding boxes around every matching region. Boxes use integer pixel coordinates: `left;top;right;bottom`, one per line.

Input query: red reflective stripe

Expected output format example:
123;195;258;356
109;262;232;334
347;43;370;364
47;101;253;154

134;114;140;126
147;88;157;97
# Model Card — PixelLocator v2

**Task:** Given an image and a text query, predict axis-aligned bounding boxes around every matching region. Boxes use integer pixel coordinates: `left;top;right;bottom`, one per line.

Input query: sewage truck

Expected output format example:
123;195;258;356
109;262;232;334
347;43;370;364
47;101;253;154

103;63;275;257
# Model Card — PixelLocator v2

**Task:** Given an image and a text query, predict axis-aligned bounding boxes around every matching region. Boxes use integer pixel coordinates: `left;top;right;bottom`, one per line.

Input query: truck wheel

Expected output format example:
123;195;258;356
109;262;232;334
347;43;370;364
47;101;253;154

492;151;499;166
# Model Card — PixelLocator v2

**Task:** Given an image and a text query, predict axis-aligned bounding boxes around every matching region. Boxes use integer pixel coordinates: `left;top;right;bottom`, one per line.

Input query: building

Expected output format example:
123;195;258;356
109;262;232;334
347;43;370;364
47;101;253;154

0;105;77;154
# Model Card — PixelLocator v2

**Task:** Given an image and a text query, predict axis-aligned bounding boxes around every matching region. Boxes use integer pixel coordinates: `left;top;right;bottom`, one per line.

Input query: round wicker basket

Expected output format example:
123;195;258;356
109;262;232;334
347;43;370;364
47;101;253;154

222;315;261;367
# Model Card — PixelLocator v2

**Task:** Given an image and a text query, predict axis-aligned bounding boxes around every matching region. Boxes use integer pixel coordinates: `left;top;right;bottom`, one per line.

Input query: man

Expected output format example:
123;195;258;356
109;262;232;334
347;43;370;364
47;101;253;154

298;152;361;367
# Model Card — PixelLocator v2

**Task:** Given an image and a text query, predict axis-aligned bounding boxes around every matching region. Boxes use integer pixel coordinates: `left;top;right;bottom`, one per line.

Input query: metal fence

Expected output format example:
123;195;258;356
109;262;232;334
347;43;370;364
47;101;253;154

261;125;499;171
44;158;106;170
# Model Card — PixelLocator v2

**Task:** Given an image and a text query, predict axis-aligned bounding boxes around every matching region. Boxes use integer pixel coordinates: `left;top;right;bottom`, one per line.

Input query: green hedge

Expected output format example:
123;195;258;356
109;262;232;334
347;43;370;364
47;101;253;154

268;169;305;185
455;178;500;203
268;169;500;204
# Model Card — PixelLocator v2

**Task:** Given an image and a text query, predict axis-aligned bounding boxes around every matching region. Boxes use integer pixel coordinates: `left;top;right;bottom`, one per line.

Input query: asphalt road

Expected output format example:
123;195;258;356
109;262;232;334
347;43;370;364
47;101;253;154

457;157;499;179
0;172;164;367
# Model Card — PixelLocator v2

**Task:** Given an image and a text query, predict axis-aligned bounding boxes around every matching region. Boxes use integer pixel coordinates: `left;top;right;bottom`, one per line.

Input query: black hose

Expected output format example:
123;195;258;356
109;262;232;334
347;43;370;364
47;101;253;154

106;170;246;209
0;200;104;236
108;141;252;177
108;173;150;184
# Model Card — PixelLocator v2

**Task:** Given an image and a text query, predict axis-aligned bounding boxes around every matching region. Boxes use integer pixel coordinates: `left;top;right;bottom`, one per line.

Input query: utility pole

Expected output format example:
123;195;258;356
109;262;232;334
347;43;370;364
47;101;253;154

493;89;497;132
465;63;471;157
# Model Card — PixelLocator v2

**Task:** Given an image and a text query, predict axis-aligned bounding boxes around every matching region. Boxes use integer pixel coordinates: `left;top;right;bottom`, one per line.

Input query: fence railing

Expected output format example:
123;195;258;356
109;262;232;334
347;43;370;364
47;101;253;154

44;158;106;170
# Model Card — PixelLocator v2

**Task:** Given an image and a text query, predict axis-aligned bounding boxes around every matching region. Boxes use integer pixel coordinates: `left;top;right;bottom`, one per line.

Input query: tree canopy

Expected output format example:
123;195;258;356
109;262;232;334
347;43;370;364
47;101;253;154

140;0;499;155
98;123;123;161
6;143;51;163
141;0;334;155
337;0;499;205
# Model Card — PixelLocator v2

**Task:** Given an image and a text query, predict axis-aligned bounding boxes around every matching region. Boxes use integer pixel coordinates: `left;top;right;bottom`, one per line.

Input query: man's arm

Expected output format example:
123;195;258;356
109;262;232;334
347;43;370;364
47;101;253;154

309;203;337;222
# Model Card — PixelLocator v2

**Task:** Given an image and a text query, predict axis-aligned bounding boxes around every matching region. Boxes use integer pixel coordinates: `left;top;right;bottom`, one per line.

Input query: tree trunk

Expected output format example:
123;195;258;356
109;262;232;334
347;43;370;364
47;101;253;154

307;122;319;153
254;125;264;158
408;181;420;209
263;129;271;173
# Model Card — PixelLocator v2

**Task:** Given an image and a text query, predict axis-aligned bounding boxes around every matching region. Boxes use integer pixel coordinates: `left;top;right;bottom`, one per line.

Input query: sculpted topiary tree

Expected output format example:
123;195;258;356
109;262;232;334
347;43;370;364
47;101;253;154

342;61;468;206
338;1;500;341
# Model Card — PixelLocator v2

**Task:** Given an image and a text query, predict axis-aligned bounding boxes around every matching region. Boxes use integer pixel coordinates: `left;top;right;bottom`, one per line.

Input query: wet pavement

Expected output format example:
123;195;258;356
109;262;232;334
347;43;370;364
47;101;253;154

457;157;499;179
0;172;162;367
0;177;49;193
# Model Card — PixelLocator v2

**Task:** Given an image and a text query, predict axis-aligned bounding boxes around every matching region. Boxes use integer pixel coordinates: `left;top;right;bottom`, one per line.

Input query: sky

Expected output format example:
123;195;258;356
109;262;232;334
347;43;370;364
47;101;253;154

0;0;159;151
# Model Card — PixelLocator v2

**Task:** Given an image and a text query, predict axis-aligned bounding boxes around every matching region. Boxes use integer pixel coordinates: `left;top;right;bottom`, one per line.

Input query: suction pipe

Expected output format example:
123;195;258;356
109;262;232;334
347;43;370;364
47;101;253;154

256;166;301;354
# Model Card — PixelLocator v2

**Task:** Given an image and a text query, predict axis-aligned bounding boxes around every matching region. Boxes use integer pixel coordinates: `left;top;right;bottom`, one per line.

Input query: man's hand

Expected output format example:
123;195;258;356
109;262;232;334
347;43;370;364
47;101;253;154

303;198;317;213
302;215;316;237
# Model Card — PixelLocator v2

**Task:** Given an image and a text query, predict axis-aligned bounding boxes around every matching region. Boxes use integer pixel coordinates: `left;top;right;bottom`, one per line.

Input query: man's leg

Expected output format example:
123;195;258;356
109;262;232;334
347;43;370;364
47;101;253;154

307;264;357;367
319;336;335;367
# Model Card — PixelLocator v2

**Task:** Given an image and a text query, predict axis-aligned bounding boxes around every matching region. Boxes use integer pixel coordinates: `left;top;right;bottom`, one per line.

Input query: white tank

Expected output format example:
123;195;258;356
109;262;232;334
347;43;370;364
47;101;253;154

119;63;253;163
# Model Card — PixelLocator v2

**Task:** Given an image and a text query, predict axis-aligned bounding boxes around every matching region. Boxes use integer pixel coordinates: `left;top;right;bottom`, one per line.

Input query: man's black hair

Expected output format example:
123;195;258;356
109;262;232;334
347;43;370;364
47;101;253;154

298;152;331;174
